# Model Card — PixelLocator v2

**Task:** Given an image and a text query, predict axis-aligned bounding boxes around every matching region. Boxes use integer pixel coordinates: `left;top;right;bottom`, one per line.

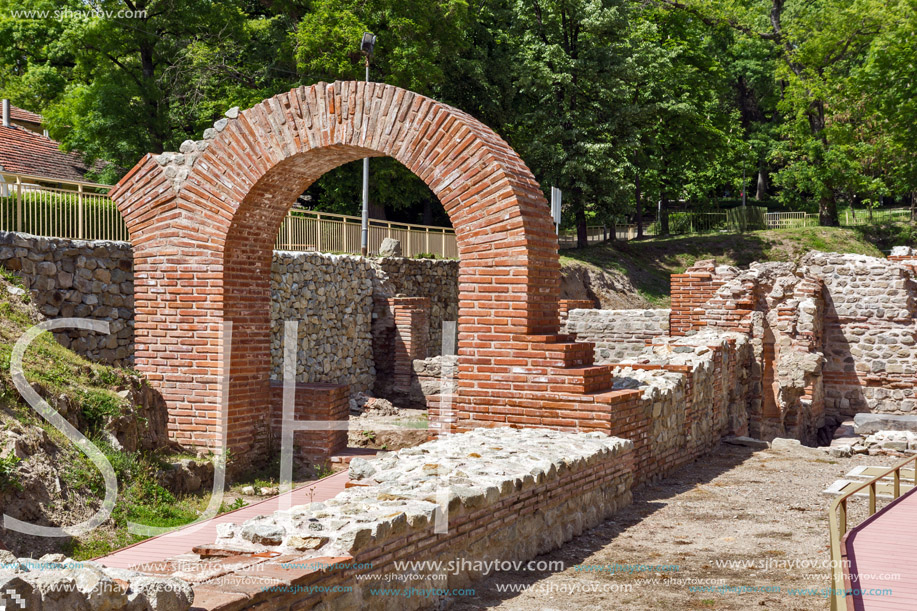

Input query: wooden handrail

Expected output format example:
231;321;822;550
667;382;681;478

0;170;112;191
828;452;917;610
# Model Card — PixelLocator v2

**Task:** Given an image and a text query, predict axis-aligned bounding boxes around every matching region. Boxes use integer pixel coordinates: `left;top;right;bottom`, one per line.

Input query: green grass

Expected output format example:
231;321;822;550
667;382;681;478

561;225;894;306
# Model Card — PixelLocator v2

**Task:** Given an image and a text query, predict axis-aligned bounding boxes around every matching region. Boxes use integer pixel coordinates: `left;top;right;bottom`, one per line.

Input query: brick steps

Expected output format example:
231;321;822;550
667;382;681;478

508;334;620;396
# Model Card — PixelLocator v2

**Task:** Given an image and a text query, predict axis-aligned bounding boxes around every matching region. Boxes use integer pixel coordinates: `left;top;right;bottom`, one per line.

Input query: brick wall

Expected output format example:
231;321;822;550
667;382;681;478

156;430;635;611
268;382;348;460
389;297;430;396
109;81;610;461
669;260;732;335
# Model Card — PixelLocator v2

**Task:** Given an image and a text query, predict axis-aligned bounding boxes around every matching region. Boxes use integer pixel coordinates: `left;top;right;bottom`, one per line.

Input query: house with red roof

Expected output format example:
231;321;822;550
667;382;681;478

0;99;96;186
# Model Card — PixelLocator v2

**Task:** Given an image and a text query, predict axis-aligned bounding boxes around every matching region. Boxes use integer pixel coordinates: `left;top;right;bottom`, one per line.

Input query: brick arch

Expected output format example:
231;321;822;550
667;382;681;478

110;81;565;458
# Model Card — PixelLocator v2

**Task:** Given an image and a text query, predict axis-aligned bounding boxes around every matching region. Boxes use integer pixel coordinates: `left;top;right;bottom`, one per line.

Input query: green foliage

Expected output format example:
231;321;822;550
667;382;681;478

1;0;916;228
77;389;123;434
0;454;21;491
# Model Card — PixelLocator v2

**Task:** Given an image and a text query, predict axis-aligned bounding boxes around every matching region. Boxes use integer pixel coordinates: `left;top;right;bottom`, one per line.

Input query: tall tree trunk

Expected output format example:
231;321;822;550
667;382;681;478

575;187;587;249
818;192;838;227
911;191;916;223
422;199;433;225
659;196;670;236
635;172;643;239
755;167;768;200
369;201;386;220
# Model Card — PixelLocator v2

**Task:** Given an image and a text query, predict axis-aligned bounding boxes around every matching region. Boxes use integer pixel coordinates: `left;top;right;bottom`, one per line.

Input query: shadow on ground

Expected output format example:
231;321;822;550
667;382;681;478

451;442;759;609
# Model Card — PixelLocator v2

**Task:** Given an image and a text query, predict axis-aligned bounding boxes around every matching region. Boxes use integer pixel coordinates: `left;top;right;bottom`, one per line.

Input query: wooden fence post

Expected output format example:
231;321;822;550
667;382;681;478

15;175;22;233
77;184;84;239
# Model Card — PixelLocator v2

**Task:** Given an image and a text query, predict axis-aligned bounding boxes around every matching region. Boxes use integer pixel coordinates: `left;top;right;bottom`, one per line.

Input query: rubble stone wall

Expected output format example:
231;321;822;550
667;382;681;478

563;308;670;363
667;253;917;442
0;231;134;364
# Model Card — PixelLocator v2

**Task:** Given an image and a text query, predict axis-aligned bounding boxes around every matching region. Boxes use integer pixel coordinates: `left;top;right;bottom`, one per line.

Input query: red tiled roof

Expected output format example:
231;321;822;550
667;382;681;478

9;105;42;125
0;125;93;182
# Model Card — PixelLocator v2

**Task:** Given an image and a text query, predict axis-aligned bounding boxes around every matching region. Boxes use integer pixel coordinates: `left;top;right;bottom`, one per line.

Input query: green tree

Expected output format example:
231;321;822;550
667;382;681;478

0;0;296;181
503;0;633;247
293;0;469;221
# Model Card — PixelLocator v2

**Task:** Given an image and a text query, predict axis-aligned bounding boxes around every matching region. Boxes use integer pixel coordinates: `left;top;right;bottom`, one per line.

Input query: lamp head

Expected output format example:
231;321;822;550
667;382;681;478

361;32;376;57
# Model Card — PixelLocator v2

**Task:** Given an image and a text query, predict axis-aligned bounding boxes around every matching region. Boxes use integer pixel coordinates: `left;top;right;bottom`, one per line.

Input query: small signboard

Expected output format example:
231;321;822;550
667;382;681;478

550;187;562;233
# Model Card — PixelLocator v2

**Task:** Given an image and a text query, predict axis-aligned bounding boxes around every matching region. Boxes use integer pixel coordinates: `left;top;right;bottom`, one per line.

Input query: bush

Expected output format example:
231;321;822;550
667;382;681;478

0;454;21;491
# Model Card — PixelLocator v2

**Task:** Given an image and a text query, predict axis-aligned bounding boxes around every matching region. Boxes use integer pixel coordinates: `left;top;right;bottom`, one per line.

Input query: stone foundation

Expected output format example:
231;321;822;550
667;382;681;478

145;428;634;611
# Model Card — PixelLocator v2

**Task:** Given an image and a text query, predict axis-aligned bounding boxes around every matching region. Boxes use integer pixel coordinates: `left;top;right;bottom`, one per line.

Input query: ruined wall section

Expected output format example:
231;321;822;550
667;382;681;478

805;252;917;418
563;308;670;363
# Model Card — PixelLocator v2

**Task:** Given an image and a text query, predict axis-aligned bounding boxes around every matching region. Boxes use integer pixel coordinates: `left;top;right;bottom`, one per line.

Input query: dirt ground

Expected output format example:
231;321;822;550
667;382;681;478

452;441;900;611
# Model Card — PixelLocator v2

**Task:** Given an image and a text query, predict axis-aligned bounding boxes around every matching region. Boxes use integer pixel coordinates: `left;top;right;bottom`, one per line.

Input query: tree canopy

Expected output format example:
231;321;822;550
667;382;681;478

2;0;915;243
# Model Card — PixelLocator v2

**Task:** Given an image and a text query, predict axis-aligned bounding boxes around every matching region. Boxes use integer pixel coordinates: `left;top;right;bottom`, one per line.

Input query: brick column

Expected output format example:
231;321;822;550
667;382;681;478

669;261;727;335
389;297;430;395
270;382;349;460
558;299;595;324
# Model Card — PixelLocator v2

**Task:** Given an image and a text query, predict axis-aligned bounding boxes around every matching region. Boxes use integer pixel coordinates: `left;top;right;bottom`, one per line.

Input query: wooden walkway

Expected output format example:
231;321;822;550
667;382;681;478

95;471;351;570
844;485;917;610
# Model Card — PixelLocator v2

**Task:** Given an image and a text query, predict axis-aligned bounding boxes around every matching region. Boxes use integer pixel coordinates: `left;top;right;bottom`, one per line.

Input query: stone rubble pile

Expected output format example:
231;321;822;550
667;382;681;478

0;552;193;610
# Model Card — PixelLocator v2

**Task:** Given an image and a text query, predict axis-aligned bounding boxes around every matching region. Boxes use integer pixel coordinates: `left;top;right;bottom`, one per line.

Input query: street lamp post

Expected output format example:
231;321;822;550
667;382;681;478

360;32;376;257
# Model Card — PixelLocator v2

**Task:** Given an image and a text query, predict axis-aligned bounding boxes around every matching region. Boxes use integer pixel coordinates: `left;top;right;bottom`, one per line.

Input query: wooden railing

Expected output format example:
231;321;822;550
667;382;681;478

0;171;127;241
0;172;458;257
275;209;457;258
828;453;917;610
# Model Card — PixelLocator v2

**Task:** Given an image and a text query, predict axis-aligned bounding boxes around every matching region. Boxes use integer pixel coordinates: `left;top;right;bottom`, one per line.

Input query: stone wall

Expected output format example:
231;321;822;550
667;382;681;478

0;232;459;397
668;253;917;441
564;308;670;363
809;253;917;418
0;232;134;364
370;258;458;355
270;252;375;393
150;428;635;611
428;324;754;484
609;331;755;479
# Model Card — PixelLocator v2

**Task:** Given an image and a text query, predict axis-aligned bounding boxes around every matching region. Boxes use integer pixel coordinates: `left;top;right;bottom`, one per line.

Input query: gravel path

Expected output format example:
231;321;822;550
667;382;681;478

452;441;901;610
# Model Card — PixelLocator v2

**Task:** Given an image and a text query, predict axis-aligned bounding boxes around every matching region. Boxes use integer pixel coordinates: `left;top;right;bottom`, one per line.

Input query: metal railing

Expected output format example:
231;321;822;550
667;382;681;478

767;211;818;228
0;171;128;241
842;208;912;226
828;453;917;610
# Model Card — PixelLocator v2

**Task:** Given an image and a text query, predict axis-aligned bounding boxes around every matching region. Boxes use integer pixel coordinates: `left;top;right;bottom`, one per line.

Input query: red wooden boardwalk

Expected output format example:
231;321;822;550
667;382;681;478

844;485;917;610
95;471;351;570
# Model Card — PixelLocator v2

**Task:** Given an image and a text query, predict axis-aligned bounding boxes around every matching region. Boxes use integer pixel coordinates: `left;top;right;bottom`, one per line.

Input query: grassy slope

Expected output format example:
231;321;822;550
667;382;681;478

560;226;887;306
0;269;229;559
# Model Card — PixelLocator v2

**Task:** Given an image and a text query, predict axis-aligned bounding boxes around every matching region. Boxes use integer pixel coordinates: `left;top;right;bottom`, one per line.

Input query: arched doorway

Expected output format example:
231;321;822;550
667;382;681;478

110;81;563;459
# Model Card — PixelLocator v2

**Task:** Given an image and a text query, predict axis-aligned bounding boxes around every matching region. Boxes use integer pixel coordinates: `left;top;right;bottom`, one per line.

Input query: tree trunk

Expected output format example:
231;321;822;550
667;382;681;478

818;192;839;227
755;167;768;200
572;184;586;248
911;191;916;223
369;201;386;220
422;199;433;225
659;196;670;236
635;172;643;239
576;206;588;249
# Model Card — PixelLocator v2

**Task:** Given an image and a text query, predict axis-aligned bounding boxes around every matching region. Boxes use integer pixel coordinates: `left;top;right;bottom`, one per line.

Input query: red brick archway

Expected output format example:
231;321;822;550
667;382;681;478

110;81;570;458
